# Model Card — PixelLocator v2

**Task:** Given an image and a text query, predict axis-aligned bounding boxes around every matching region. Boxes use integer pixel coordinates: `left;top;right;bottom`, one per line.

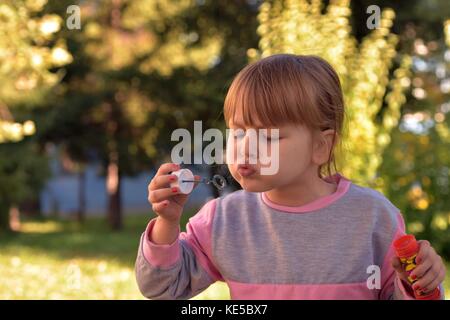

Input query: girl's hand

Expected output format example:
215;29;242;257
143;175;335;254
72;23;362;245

147;163;200;224
392;240;446;296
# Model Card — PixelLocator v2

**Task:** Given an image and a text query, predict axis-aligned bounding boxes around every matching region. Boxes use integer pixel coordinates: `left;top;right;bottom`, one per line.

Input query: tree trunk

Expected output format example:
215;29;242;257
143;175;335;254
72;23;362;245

19;198;41;217
76;169;86;223
0;202;12;233
105;0;123;231
107;151;122;230
9;206;21;231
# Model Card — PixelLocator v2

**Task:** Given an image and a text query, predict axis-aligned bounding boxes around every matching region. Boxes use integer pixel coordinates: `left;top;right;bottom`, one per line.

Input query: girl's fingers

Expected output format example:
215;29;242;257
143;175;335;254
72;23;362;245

155;163;180;176
149;174;177;190
148;187;180;204
416;240;431;264
413;263;442;291
410;256;433;280
148;163;180;190
391;257;409;283
148;170;199;207
391;256;402;272
417;264;445;294
151;174;200;194
423;265;445;294
151;200;170;213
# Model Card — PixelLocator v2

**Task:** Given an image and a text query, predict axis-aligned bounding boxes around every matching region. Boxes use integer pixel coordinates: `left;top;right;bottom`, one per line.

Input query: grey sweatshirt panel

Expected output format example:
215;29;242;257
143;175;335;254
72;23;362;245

135;234;214;300
212;184;401;284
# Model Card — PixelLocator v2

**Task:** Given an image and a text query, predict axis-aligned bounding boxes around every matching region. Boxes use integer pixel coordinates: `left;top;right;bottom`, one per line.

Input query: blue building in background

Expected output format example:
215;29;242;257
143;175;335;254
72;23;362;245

40;153;215;217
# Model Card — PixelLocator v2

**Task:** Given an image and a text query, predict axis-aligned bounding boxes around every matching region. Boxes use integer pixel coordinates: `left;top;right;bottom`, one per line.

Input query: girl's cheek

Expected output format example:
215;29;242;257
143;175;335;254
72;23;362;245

225;139;238;164
227;163;241;181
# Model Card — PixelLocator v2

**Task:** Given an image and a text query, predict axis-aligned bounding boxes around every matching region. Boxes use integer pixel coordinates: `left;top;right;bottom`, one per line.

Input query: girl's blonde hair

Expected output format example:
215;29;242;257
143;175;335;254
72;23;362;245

224;54;344;179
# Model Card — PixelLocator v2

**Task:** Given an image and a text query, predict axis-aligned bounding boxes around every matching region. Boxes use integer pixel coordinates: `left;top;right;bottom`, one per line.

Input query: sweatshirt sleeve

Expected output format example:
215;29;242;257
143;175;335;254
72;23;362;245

379;212;445;300
135;199;223;300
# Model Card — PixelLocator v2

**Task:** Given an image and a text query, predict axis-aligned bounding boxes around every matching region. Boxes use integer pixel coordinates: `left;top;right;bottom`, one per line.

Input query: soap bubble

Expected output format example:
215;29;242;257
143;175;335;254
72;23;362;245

210;175;227;190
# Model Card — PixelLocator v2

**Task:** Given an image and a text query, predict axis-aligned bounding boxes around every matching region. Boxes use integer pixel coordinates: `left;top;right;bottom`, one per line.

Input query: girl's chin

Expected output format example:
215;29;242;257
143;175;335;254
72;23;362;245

238;179;272;193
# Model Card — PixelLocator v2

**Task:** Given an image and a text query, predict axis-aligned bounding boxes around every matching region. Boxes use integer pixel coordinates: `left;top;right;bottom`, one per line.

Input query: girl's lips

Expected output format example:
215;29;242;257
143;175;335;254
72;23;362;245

237;165;256;177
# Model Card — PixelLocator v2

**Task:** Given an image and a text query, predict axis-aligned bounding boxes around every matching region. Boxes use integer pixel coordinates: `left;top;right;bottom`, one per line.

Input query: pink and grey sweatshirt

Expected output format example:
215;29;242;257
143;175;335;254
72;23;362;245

135;173;445;300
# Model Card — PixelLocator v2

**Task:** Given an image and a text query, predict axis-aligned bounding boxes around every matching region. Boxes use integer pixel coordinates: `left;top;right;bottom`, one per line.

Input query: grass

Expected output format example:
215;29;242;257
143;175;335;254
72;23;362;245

0;213;230;300
0;214;448;299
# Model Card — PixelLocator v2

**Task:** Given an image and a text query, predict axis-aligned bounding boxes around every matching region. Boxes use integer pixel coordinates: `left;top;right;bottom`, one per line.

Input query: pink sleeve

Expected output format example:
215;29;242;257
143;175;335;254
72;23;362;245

142;218;181;268
379;212;416;300
142;199;223;281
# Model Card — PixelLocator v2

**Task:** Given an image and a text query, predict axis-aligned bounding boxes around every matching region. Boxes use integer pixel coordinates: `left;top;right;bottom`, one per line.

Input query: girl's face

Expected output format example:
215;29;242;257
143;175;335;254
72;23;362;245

227;113;332;192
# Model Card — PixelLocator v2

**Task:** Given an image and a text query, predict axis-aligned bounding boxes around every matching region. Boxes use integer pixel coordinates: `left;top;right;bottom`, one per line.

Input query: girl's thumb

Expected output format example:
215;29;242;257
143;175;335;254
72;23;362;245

391;256;409;283
391;257;406;279
391;256;403;273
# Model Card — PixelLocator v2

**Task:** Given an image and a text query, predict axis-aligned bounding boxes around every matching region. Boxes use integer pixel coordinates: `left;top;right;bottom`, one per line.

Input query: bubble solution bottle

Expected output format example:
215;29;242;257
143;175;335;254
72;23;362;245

393;234;441;300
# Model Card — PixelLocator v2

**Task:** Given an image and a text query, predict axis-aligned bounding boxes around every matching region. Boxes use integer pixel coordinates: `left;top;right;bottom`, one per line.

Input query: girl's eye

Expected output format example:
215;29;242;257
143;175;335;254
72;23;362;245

261;135;281;141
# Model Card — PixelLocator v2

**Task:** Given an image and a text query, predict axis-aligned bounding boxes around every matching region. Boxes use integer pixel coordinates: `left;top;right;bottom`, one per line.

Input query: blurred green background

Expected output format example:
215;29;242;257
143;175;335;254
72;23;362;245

0;0;449;299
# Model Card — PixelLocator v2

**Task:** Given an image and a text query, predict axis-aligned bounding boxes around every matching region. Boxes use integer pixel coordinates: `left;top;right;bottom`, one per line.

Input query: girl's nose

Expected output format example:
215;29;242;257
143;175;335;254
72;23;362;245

239;133;258;164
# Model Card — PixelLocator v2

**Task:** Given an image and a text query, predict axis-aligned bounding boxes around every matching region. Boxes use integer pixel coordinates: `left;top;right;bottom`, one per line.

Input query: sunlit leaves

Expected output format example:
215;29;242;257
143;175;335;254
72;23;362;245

81;0;223;75
0;0;71;142
254;0;411;185
382;19;450;240
445;20;450;47
121;0;194;30
0;120;35;143
60;0;228;179
408;184;430;210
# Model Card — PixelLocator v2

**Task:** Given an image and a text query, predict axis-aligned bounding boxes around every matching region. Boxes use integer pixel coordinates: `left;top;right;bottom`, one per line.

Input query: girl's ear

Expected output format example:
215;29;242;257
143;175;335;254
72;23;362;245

312;129;336;166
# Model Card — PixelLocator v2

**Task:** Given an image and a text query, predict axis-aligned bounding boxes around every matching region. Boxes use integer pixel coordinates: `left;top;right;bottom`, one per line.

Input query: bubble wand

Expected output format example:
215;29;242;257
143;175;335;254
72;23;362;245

169;168;227;194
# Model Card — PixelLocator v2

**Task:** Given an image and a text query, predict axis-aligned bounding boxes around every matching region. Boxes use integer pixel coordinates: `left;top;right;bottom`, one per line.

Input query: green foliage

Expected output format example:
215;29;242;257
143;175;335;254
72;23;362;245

0;0;69;231
39;0;231;174
380;18;450;258
35;0;259;228
0;0;71;142
381;128;450;259
253;0;411;186
0;140;50;230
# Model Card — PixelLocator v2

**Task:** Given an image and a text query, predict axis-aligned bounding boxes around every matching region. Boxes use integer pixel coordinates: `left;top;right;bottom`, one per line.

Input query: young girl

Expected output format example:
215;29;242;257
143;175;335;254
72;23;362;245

135;54;446;300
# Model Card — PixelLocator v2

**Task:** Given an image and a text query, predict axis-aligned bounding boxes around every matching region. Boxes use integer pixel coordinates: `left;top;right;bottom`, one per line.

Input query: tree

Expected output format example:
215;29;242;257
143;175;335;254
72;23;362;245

0;0;71;142
39;0;259;229
250;0;411;186
0;0;71;232
380;17;450;258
